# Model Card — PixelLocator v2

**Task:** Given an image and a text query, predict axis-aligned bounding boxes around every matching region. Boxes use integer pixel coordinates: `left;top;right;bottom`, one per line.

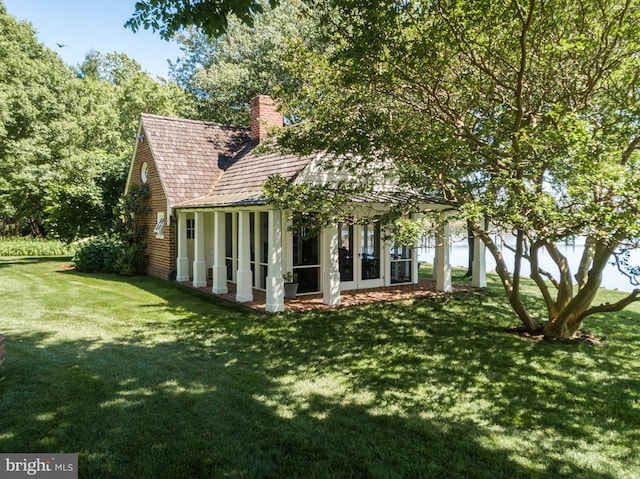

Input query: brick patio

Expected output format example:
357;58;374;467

184;278;476;313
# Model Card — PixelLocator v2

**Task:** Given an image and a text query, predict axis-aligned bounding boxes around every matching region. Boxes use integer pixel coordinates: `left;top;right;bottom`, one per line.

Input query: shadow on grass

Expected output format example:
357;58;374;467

2;328;626;479
1;264;638;478
0;256;72;268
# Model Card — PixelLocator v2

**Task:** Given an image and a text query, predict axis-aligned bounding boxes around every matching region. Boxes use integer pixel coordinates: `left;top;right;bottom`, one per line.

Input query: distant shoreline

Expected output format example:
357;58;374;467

418;235;639;292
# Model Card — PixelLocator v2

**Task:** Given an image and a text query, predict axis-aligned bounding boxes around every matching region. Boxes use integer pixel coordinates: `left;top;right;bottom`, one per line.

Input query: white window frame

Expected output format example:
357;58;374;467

154;212;165;239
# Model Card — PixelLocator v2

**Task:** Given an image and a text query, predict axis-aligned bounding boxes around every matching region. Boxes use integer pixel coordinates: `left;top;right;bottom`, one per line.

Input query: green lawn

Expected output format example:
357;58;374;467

1;257;639;478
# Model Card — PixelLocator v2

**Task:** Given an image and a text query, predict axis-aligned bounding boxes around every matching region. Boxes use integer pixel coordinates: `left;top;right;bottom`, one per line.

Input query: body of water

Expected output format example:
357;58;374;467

418;236;640;292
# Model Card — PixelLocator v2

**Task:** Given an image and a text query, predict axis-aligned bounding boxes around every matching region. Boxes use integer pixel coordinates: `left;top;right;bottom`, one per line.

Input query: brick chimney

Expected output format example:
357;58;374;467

250;95;283;146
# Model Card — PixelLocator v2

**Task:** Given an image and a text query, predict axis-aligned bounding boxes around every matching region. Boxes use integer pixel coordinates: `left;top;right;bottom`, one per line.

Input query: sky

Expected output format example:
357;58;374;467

3;0;183;79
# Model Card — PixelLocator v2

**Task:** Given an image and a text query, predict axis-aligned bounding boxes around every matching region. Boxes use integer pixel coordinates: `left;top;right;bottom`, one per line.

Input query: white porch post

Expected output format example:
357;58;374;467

265;210;285;312
176;211;190;282
472;228;487;288
212;211;228;294
236;210;253;302
411;214;420;284
435;217;452;292
192;211;207;287
322;225;341;306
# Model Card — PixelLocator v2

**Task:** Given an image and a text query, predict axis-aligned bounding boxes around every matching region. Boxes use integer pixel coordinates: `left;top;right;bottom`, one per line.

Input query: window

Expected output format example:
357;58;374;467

154;212;165;239
259;212;269;290
390;243;412;284
225;213;234;281
361;223;381;280
186;218;195;240
140;162;148;183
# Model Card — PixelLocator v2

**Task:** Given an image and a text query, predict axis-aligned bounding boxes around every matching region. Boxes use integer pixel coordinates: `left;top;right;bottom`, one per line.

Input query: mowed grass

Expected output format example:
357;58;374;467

0;257;639;478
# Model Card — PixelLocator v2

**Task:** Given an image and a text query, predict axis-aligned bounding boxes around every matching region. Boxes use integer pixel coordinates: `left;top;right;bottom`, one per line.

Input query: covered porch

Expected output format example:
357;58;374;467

174;206;488;313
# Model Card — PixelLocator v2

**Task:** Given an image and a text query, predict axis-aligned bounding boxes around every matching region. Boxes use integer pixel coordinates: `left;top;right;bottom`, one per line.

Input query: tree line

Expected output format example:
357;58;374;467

0;4;188;240
0;1;309;242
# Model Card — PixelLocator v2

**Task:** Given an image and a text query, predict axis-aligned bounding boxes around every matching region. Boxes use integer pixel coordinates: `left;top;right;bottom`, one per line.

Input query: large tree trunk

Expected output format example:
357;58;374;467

543;240;616;338
576;236;597;290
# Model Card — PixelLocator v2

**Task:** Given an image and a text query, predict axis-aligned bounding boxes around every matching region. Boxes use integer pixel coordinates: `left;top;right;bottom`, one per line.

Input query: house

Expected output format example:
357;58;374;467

125;96;487;312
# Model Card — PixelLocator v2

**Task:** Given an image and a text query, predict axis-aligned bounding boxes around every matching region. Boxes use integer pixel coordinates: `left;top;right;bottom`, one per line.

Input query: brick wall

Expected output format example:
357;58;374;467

129;134;176;280
250;95;283;145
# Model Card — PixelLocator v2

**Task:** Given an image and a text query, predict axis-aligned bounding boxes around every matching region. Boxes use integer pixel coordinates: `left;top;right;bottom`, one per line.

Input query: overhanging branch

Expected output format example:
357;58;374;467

582;289;640;316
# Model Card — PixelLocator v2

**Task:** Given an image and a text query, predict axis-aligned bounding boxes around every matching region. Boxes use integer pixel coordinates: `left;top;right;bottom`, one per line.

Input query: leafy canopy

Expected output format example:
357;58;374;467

126;0;279;39
169;1;314;125
0;4;190;240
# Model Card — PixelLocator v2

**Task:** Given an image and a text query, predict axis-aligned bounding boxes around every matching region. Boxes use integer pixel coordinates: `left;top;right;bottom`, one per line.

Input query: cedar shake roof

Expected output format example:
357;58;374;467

139;113;315;209
141;114;250;207
176;148;316;208
139;112;445;210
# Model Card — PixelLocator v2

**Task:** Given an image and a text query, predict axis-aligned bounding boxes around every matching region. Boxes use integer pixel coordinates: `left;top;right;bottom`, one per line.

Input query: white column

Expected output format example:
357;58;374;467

265;210;285;312
192;211;207;287
410;215;420;284
212;211;228;294
236;211;253;302
322;225;341;306
176;211;190;282
472;230;487;288
435;218;452;292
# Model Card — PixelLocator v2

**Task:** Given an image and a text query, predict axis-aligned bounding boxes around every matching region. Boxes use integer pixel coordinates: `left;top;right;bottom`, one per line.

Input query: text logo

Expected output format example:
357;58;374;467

0;454;77;478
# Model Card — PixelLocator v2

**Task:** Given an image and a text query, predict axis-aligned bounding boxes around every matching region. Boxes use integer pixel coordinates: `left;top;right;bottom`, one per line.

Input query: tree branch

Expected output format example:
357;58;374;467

582;288;640;316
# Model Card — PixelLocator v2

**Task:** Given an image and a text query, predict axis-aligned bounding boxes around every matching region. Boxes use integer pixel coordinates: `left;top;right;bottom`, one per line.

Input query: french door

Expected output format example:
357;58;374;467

338;222;384;290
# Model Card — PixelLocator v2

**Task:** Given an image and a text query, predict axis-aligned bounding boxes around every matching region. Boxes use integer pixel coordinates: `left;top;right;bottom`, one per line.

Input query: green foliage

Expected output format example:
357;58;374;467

0;7;190;240
282;271;297;282
72;183;150;275
0;237;75;256
0;7;81;236
170;1;314;125
263;173;362;236
126;0;279;40
112;183;151;276
72;234;124;273
44;152;130;242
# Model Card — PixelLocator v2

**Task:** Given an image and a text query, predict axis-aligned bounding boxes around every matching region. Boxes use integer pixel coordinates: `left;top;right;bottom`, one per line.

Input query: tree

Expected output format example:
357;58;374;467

0;5;191;242
126;0;279;40
169;1;314;125
271;0;640;338
45;51;191;242
0;4;81;236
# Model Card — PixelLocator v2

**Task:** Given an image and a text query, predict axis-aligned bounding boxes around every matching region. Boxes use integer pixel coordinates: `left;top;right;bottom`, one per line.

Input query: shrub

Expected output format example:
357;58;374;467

73;235;124;273
112;183;149;276
72;184;150;276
